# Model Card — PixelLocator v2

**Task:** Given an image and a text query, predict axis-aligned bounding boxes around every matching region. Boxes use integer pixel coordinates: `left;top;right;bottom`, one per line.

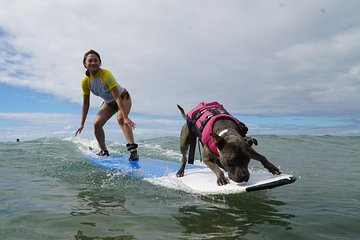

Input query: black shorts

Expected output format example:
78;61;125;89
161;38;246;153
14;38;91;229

105;89;130;110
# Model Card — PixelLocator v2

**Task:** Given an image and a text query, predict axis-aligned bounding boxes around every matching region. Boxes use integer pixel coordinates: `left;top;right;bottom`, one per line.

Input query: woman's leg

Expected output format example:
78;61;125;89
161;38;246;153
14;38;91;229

117;96;135;144
117;94;139;160
94;103;117;151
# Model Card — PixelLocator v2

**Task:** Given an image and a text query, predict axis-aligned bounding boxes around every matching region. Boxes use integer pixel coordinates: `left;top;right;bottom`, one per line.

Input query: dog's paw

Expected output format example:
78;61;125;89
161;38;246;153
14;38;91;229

176;171;184;178
267;163;281;175
217;176;230;186
274;168;282;175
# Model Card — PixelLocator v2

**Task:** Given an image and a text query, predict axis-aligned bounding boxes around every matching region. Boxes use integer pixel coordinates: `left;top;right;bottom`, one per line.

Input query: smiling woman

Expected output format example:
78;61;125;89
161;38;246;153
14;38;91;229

75;50;139;160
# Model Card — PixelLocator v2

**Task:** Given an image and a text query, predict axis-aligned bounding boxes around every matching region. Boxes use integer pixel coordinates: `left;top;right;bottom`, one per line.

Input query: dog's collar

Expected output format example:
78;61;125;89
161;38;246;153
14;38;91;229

216;129;229;154
218;129;229;137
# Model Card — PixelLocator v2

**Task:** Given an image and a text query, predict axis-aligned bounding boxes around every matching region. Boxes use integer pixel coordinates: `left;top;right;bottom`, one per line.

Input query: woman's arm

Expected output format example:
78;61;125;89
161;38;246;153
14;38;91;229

111;87;135;129
75;94;90;136
111;87;128;117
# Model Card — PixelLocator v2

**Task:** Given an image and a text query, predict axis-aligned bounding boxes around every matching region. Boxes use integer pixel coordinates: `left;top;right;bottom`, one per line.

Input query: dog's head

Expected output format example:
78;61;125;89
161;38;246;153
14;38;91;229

211;133;258;183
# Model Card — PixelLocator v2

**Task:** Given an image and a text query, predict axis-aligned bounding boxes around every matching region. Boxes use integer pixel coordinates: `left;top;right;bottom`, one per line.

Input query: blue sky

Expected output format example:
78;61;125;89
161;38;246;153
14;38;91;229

1;0;360;142
0;84;78;113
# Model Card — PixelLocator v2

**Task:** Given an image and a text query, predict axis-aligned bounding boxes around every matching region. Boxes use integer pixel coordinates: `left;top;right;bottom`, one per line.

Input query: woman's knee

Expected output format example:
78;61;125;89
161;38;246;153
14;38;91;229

117;116;125;126
94;120;104;130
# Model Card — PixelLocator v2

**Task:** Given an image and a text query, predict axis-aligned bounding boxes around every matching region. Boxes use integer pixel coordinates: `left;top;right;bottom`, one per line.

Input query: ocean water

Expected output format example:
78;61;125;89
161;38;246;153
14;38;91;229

0;136;359;240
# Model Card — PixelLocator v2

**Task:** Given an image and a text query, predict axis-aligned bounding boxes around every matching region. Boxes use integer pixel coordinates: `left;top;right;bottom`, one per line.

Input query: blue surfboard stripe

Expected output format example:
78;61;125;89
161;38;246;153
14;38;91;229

85;153;205;178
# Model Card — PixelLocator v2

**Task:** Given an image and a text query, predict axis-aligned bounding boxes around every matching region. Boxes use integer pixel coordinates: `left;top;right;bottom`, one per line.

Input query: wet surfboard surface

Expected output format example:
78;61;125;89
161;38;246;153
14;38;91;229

84;153;296;195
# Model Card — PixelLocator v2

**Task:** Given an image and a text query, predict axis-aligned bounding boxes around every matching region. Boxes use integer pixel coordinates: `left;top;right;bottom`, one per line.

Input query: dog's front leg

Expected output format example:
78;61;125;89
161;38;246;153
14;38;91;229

203;149;229;185
248;148;281;175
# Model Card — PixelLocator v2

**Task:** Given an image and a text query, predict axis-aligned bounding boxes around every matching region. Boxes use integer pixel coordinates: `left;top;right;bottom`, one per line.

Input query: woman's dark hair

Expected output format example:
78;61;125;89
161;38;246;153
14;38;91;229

83;49;102;76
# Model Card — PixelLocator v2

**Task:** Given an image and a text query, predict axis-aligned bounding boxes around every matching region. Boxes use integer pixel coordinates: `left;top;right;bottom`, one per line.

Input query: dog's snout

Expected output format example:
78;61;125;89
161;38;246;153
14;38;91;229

243;173;250;182
230;174;249;183
242;169;250;182
229;168;250;183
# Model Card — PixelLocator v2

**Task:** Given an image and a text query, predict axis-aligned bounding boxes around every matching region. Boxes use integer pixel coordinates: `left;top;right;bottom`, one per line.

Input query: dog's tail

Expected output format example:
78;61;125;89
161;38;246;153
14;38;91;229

177;104;187;120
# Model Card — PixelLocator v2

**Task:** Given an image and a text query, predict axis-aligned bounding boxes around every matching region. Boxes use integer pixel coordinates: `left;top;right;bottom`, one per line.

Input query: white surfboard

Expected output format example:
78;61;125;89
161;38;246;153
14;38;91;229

146;167;296;194
84;151;296;195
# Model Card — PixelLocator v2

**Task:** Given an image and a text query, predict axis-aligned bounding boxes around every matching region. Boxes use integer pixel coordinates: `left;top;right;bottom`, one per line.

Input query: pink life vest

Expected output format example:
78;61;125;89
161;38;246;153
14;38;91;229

186;101;243;155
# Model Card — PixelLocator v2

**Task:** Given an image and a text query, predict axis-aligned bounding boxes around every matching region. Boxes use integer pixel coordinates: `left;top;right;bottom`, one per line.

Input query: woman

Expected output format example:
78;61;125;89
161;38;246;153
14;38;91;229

75;49;139;160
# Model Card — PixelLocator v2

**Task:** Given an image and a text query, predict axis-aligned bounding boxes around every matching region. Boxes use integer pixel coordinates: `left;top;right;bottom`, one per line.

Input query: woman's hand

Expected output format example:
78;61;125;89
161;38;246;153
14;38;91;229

120;115;136;129
124;117;136;129
75;125;84;136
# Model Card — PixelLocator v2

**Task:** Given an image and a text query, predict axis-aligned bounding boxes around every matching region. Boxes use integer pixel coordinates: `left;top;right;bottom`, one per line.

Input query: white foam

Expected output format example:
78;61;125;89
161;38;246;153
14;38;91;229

64;136;99;153
141;143;182;160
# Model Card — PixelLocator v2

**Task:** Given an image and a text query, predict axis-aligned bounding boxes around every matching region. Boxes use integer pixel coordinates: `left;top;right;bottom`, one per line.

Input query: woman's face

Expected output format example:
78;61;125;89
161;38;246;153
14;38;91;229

85;53;100;74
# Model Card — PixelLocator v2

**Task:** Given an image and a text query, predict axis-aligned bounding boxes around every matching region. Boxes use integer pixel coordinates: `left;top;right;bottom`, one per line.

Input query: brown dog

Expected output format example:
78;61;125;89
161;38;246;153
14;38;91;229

176;104;281;185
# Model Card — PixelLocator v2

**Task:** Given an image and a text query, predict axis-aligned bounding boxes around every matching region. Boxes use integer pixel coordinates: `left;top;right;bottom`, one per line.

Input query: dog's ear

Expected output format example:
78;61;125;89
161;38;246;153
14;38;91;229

243;137;258;146
248;138;258;146
210;133;226;150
